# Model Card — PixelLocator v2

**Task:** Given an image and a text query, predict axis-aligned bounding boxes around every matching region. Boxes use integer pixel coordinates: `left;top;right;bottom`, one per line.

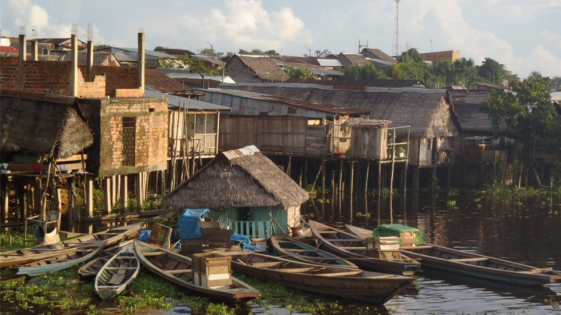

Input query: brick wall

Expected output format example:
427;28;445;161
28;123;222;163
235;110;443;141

78;98;168;176
0;57;140;98
89;66;139;97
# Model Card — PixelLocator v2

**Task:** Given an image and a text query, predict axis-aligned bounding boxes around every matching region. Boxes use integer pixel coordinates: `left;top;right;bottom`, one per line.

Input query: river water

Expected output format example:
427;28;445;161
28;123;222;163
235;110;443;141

289;190;561;315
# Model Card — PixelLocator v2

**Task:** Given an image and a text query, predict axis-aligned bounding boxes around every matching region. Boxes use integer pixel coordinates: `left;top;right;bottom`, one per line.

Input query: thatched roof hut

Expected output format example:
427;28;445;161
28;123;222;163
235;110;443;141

219;83;461;138
225;55;286;83
0;91;93;158
449;90;506;132
162;145;309;211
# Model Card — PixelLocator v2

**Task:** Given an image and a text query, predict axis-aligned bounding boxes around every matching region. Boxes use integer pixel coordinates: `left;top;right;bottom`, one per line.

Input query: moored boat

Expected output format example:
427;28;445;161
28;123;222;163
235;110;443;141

133;240;260;302
219;251;414;304
270;236;358;268
95;244;140;300
11;240;107;276
1;221;144;269
78;240;134;278
308;220;420;275
346;224;561;286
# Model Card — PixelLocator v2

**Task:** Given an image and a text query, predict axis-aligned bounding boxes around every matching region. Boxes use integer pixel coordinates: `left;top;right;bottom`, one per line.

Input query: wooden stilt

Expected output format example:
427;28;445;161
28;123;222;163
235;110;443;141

2;176;9;233
121;175;128;211
331;170;336;203
116;175;121;207
103;177;111;215
86;176;93;234
111;175;117;208
339;160;344;198
287;155;292;177
350;161;355;197
68;177;75;233
135;173;143;210
303;159;308;188
321;159;326;200
365;161;370;193
299;167;303;187
53;177;62;231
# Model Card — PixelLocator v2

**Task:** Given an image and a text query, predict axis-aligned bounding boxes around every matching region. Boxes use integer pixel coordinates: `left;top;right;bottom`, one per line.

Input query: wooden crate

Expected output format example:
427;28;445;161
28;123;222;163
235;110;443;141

191;253;232;288
368;250;402;260
179;239;202;255
193;270;232;289
191;252;232;274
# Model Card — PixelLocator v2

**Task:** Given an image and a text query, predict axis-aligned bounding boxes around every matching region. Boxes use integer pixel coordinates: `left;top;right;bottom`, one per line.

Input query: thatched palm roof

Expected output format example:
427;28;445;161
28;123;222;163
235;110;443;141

232;55;286;82
449;90;506;132
0;92;93;158
341;118;392;129
220;84;461;138
162;146;309;211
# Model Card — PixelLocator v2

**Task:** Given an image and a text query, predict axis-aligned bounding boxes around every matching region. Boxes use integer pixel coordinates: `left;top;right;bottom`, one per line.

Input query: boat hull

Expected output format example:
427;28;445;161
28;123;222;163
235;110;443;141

133;240;260;302
309;221;420;275
95;244;140;300
270;236;358;268
220;251;414;304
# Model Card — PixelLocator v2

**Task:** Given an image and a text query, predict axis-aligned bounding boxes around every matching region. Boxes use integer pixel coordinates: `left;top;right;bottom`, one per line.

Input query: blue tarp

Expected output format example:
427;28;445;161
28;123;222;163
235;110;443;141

178;208;210;239
230;233;251;246
139;230;151;242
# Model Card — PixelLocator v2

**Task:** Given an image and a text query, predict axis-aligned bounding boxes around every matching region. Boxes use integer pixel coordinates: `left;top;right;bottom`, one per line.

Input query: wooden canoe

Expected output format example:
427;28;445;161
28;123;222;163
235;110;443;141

308;220;420;276
0;221;144;269
11;240;107;277
270;236;358;268
218;251;414;304
345;224;561;285
133;240;260;302
95;244;140;300
78;240;134;278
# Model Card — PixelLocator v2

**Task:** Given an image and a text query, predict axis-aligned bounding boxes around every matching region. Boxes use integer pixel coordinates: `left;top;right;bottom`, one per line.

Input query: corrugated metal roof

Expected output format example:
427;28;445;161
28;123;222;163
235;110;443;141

222;145;260;160
110;47;176;59
317;59;342;67
196;88;370;116
192;55;225;66
144;88;232;111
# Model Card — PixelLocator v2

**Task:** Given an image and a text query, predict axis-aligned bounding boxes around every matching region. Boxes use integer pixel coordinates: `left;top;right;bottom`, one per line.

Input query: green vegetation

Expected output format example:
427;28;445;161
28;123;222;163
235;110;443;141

342;63;387;80
283;66;317;79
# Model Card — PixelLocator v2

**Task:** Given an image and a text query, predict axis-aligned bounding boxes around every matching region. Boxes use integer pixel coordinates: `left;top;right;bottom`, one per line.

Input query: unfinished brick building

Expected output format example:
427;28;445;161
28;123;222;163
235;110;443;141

0;32;168;232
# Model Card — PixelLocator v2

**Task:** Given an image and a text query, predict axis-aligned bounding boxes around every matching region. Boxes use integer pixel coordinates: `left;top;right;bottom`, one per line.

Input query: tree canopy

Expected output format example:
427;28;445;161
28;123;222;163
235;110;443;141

342;63;387;80
283;66;316;79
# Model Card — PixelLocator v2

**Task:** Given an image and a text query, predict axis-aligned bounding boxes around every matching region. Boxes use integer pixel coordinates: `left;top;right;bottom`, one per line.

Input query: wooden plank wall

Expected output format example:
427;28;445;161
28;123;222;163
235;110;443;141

220;116;327;155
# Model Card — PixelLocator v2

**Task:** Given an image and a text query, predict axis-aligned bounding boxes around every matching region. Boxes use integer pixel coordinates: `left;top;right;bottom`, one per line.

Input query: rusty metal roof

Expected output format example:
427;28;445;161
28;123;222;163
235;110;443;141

198;88;370;116
145;69;186;93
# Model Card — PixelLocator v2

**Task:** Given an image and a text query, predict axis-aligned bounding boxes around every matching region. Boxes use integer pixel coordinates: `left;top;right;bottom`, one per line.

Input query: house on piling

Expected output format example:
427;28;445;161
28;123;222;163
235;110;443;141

217;83;461;190
194;88;370;156
162;145;309;239
0;32;168;232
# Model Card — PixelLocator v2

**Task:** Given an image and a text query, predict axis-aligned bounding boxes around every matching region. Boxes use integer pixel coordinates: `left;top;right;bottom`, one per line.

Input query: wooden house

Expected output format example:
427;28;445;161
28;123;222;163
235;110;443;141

219;83;460;168
341;118;393;160
161;145;309;239
0;32;169;232
224;55;286;83
196;88;370;156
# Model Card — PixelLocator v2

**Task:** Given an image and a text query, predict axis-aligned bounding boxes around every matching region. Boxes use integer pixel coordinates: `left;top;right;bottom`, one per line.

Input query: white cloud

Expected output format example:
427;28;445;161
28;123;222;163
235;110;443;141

519;46;561;78
541;30;561;51
178;0;313;51
7;0;107;44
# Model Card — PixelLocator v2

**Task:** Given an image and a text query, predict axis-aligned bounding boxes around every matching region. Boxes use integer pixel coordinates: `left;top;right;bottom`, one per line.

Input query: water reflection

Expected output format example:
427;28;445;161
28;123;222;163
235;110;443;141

301;190;561;314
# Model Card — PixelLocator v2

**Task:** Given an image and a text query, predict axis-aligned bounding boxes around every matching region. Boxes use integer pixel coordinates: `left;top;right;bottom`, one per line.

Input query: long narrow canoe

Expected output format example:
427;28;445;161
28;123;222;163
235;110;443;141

95;244;140;300
270;236;358;268
308;220;420;275
133;240;260;302
219;251;414;304
11;240;107;277
345;224;561;286
79;240;134;278
1;221;144;269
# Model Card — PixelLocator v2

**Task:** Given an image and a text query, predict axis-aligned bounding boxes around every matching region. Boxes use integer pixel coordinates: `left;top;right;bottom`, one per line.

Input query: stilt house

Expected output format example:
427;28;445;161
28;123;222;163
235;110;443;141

162;145;309;238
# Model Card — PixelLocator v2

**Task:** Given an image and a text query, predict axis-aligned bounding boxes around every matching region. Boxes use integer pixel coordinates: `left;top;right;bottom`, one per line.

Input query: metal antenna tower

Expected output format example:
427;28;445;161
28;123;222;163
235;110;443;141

393;0;400;56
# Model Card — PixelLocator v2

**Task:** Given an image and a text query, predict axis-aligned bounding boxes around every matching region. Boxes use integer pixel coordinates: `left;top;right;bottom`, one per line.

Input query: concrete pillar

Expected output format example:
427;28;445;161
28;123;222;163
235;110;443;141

30;40;38;61
87;40;94;81
137;32;145;93
121;175;128;211
69;34;78;96
18;34;26;91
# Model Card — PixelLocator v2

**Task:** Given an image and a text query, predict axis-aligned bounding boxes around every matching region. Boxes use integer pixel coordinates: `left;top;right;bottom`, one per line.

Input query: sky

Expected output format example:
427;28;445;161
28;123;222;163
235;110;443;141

1;0;560;79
